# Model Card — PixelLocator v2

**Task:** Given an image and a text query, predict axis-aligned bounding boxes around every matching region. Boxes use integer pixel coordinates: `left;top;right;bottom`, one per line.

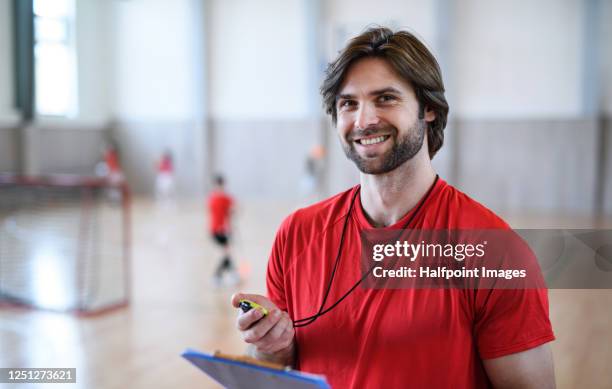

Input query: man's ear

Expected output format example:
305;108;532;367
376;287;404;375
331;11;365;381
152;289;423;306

424;107;435;122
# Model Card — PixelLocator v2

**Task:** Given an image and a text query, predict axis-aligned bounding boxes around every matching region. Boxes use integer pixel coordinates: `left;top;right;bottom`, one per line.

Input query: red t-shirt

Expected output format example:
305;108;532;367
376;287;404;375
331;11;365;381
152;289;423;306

208;191;233;234
266;178;554;389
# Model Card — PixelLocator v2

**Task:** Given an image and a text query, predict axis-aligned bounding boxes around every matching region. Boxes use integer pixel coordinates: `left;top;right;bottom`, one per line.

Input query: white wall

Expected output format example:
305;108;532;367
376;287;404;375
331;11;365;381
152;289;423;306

209;0;310;120
107;0;208;196
323;0;438;59
0;0;18;123
453;0;583;119
111;0;199;121
74;0;112;126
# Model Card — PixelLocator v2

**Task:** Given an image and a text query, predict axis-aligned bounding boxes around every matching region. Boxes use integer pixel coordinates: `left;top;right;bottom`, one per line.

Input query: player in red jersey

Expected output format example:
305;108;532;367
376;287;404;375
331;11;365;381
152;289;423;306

208;175;238;286
232;27;555;388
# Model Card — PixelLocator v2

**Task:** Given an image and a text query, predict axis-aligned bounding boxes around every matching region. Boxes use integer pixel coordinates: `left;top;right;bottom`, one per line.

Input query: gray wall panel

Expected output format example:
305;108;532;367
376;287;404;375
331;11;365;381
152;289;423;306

603;117;612;214
0;127;18;172
212;119;320;200
325;122;359;195
29;127;108;175
456;118;598;214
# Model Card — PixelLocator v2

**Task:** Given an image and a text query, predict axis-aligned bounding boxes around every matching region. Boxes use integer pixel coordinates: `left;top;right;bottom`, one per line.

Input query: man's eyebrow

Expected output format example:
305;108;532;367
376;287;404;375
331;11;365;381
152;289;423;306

336;87;403;101
369;87;402;96
336;93;354;101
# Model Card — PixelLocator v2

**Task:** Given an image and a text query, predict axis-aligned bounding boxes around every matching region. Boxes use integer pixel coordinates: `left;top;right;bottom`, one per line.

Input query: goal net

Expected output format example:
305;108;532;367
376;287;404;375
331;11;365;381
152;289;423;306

0;174;130;314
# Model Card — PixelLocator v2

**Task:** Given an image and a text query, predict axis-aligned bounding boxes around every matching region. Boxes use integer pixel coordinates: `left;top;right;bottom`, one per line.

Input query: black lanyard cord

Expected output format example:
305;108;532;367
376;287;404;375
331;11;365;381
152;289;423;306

293;187;360;327
293;175;440;328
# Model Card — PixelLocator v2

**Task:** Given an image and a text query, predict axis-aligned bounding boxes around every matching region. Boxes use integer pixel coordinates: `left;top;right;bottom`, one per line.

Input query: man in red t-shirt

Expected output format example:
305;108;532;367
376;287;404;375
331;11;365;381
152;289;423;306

232;27;555;388
208;175;237;285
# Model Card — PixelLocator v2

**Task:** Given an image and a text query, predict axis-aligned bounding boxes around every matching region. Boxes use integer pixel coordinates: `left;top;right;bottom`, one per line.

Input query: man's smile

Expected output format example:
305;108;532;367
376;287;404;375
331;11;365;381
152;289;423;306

355;135;391;146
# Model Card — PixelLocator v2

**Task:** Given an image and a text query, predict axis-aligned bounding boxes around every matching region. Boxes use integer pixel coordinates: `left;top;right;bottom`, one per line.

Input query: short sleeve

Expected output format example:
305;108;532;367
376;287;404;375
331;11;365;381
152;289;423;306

474;287;555;359
266;215;293;312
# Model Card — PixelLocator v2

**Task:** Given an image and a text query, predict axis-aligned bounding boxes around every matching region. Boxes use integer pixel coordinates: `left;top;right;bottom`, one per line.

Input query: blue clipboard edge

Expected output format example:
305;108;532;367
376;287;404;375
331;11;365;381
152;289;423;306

181;348;331;389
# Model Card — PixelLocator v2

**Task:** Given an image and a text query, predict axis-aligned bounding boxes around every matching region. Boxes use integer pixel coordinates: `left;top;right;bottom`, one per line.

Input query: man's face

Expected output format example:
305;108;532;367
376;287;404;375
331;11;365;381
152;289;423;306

335;57;433;174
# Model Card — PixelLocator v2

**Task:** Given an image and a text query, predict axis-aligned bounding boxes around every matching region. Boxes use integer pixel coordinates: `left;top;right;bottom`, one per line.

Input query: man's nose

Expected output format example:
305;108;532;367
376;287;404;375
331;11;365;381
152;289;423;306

355;103;380;130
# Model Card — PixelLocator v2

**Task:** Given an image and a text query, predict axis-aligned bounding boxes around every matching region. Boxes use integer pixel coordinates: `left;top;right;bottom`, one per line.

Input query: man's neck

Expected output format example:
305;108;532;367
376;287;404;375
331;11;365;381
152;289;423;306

359;153;437;227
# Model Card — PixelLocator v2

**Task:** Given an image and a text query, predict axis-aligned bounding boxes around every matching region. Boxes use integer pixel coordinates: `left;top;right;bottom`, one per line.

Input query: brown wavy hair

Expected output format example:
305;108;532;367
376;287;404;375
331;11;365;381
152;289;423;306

321;27;449;159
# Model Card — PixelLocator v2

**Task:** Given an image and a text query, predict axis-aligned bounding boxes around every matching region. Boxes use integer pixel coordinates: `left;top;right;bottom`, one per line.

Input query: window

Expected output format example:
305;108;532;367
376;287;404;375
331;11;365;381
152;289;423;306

33;0;78;117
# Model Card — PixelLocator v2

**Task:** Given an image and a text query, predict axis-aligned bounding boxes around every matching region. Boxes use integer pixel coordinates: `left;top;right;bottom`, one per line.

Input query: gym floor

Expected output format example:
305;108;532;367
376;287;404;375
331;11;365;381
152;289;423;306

0;197;611;388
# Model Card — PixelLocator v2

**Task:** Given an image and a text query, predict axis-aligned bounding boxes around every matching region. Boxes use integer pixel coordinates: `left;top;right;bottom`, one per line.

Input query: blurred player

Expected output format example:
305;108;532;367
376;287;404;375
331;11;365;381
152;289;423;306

155;150;175;200
101;143;124;202
208;175;239;286
104;144;124;185
299;144;325;200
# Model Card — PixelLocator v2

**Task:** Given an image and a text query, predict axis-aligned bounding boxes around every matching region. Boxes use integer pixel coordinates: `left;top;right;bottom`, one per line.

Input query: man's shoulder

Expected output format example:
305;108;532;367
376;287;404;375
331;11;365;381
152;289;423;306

437;181;509;229
278;187;357;238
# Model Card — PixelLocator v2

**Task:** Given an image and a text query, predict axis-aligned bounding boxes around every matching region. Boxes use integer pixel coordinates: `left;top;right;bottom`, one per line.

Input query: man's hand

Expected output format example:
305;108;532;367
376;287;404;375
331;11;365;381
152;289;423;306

231;293;296;366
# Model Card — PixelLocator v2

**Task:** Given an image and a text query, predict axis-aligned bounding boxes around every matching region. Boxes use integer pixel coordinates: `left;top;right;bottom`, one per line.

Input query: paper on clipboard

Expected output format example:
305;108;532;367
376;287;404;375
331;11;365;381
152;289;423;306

182;349;331;389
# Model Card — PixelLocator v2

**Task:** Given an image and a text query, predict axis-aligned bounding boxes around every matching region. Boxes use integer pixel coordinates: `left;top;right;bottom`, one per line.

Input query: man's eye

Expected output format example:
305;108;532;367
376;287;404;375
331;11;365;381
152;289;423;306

339;100;356;109
378;95;395;103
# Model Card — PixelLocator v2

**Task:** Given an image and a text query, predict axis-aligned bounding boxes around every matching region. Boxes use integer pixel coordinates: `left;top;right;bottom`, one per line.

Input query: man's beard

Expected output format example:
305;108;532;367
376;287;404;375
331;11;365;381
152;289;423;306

342;119;426;174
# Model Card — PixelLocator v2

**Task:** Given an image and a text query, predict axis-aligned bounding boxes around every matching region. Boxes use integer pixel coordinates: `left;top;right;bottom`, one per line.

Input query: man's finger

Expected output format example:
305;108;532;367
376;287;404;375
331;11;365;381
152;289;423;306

231;292;274;309
236;307;265;331
255;317;292;354
243;309;282;343
265;313;290;344
267;324;294;354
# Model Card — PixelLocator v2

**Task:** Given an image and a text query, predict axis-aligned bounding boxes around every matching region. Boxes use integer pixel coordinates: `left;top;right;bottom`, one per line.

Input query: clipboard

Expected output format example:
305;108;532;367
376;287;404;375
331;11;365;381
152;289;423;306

182;349;331;389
